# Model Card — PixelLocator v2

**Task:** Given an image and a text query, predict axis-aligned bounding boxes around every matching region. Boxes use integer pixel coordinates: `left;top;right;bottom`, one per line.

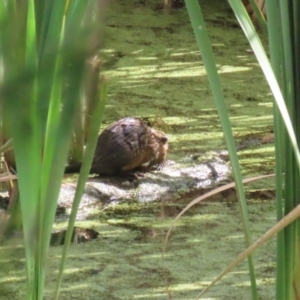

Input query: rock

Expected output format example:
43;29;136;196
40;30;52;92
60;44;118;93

58;152;231;220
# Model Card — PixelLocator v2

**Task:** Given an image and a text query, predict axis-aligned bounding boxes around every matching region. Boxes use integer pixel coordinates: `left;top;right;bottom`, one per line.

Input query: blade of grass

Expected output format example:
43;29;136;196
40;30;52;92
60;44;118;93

40;2;100;296
291;0;300;294
63;0;94;164
33;3;68;297
1;1;106;299
227;0;300;172
1;2;41;297
184;1;258;298
54;69;107;300
36;0;68;142
229;2;300;299
24;1;40;296
0;139;13;154
54;3;107;296
264;1;286;298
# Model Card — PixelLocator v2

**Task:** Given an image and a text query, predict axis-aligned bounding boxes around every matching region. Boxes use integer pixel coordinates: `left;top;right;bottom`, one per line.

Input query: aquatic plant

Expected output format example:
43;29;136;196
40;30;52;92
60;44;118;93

0;0;107;299
165;0;300;299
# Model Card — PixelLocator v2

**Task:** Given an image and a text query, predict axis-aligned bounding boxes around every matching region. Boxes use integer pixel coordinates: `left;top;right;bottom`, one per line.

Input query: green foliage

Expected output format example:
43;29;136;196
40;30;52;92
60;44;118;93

0;0;107;299
184;0;258;298
265;1;300;299
181;0;300;299
230;1;300;299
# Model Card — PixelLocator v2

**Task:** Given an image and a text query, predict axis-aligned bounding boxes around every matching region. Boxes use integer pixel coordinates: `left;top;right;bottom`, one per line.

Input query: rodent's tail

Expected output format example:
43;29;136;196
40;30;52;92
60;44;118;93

64;163;82;174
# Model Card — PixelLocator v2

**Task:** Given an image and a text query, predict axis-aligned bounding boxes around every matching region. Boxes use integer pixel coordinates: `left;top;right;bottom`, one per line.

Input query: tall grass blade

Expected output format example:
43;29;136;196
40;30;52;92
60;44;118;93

54;70;107;300
1;1;107;299
277;2;295;298
227;0;300;169
264;1;286;298
229;1;300;299
184;0;257;298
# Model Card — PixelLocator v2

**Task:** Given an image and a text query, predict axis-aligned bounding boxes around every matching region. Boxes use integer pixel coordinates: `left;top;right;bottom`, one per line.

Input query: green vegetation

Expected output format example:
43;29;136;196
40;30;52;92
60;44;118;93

0;0;106;299
2;0;293;299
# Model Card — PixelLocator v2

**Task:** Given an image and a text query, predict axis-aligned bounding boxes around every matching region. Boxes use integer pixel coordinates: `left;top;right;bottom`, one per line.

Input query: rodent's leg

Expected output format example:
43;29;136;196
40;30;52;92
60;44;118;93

117;169;145;181
148;160;166;171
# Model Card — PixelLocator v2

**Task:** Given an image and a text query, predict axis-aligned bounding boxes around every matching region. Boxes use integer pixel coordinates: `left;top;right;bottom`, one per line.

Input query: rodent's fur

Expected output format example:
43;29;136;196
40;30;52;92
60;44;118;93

65;117;168;177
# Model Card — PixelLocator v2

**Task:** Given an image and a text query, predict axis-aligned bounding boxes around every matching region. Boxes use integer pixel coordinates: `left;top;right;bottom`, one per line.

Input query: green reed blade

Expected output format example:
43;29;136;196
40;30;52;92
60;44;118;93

264;1;286;298
184;1;258;298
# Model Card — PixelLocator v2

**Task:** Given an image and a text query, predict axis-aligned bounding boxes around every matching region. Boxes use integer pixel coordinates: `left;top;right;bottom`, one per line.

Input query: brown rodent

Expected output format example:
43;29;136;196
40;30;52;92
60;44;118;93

65;117;168;177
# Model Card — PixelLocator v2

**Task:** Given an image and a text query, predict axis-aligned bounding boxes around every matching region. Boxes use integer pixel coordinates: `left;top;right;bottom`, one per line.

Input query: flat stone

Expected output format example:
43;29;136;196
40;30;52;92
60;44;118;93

58;152;231;220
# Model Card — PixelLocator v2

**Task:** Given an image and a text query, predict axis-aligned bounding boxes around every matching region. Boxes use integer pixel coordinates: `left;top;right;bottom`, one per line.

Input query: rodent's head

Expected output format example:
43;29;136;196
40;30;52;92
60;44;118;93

151;128;168;164
151;128;168;145
145;128;168;170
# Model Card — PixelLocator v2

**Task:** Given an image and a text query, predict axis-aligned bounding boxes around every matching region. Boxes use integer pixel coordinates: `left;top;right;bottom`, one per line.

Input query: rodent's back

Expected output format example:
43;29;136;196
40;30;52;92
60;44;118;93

90;117;168;175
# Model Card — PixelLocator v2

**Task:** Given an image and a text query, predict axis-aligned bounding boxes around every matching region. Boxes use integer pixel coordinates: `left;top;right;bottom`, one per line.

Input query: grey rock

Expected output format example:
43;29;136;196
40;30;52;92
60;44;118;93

58;152;231;220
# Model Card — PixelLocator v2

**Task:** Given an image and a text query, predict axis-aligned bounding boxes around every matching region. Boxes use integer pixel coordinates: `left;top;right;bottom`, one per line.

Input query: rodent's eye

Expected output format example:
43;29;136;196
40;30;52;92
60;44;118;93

161;136;168;144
